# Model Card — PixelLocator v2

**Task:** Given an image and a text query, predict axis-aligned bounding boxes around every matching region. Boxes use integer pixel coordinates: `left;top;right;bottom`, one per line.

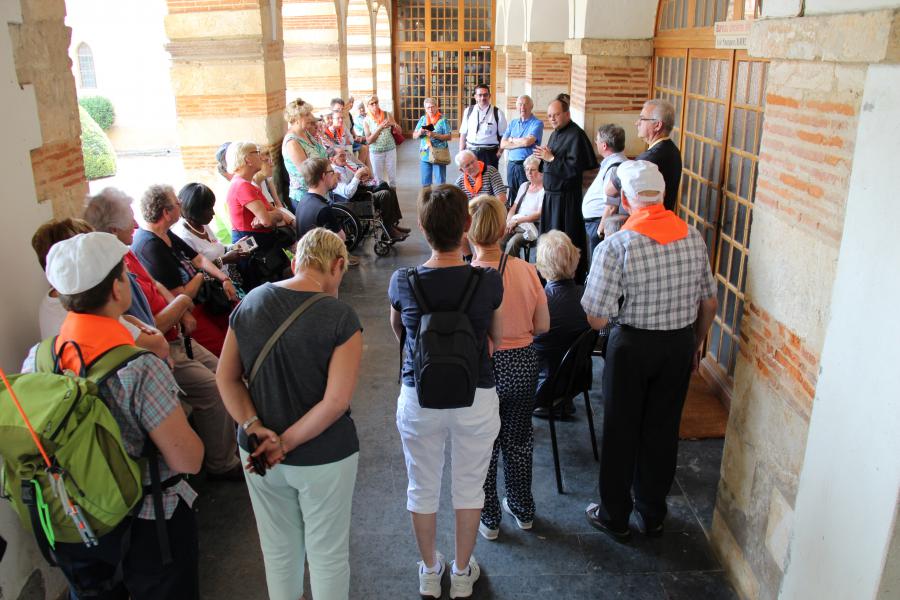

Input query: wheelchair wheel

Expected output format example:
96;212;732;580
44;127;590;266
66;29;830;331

331;204;362;251
374;240;392;256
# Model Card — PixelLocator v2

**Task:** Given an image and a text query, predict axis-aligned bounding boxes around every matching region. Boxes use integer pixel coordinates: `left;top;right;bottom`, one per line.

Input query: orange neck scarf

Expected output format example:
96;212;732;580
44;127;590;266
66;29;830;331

55;312;135;373
368;107;386;125
463;162;485;196
426;112;442;126
621;204;689;245
326;126;344;141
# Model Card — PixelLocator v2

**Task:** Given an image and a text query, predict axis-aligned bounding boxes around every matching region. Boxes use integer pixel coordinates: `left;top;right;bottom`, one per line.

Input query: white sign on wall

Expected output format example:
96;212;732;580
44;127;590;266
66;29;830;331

714;20;751;49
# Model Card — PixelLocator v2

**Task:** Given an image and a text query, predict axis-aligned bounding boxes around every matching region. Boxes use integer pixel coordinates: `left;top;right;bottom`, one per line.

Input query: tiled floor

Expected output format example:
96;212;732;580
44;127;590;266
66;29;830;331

194;142;736;599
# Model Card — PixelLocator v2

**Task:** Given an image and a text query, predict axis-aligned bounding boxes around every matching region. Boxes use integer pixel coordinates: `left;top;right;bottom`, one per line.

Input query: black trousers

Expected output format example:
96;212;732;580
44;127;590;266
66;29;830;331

598;324;694;530
471;146;500;170
55;501;199;600
506;160;526;206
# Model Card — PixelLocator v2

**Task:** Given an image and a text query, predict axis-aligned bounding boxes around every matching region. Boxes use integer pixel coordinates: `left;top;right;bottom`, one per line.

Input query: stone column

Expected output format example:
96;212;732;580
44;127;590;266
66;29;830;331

565;38;652;157
165;0;286;187
283;0;343;111
10;0;87;217
504;46;526;115
495;46;508;115
523;42;570;125
346;0;375;101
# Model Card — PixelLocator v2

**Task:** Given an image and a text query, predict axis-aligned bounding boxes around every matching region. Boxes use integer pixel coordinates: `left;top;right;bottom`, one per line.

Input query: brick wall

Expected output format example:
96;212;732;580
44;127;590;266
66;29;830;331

570;58;650;114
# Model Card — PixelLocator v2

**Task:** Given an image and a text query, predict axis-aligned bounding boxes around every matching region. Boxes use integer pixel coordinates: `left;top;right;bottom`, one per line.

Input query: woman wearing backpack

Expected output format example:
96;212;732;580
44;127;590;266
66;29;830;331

469;194;550;541
217;228;362;600
388;184;503;599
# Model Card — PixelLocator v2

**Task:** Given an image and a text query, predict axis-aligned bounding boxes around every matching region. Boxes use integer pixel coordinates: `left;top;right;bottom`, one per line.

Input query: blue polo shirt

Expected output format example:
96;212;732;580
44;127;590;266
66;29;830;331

502;115;544;162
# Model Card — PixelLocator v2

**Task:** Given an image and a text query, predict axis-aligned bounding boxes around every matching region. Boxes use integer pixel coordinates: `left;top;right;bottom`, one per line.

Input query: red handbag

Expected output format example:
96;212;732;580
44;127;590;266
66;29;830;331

391;125;405;146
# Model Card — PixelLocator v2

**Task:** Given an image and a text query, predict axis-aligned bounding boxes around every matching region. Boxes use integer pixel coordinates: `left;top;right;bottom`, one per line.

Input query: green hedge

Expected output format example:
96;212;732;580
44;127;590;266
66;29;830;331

78;96;115;130
79;106;117;180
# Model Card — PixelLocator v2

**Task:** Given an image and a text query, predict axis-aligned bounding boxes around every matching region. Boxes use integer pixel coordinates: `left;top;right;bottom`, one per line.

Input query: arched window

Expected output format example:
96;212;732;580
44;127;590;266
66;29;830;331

77;43;97;89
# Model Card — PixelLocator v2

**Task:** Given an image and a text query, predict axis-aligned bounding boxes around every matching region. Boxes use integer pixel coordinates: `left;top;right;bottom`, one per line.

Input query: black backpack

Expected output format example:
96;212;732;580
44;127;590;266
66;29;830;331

464;105;502;144
404;267;484;409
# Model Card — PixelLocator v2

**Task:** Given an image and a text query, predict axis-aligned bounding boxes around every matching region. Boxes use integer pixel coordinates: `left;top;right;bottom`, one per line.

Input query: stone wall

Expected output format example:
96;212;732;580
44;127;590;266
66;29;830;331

284;0;343;111
711;8;900;599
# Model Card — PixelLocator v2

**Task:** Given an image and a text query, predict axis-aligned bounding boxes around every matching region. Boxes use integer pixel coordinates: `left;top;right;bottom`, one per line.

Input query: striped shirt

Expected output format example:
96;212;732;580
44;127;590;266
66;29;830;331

581;227;716;330
22;347;196;519
455;165;507;200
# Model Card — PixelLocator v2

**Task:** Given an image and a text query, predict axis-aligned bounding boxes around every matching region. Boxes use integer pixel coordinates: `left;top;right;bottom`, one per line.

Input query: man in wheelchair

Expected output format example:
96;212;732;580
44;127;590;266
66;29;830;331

329;147;409;242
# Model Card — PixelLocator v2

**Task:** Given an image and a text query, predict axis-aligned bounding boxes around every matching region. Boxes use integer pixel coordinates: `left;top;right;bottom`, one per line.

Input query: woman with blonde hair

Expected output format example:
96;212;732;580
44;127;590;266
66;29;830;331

468;194;549;541
283;98;327;210
531;230;591;417
362;95;400;186
217;227;362;600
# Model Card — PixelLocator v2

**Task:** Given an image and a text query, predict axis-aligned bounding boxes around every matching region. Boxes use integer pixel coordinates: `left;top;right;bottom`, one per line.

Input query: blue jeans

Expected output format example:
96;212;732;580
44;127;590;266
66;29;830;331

419;161;447;186
585;219;602;261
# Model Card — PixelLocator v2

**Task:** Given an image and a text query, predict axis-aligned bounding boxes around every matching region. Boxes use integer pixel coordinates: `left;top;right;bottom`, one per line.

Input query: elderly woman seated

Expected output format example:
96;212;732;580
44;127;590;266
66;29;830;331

501;155;544;257
132;184;239;356
531;230;590;417
455;150;507;207
329;146;408;240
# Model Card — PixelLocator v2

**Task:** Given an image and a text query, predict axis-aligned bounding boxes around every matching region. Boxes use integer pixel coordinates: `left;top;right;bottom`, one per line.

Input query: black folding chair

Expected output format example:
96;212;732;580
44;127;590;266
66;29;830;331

534;328;600;494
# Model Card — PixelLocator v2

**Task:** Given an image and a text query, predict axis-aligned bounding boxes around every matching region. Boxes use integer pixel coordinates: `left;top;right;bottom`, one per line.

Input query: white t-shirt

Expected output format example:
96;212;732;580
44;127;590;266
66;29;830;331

582;152;628;219
171;220;227;264
518;188;544;217
459;104;508;147
39;292;141;340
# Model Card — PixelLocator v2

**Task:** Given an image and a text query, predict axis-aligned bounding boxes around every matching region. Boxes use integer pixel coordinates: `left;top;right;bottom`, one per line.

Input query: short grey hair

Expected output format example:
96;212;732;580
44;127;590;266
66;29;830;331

536;230;580;281
523;155;541;170
231;141;259;172
83;187;135;233
423;97;437;107
645;99;675;134
516;95;534;108
141;184;176;224
596;124;626;153
455;149;476;167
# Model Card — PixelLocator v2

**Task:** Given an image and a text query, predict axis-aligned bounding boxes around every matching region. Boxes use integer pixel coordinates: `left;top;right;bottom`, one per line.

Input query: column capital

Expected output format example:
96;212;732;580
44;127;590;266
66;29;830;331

564;37;653;58
522;41;566;54
748;9;900;64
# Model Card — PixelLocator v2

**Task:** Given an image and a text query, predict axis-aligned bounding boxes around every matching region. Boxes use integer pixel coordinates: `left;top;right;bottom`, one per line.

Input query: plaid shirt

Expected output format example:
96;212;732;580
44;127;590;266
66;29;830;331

581;227;717;330
456;165;508;200
23;347;197;519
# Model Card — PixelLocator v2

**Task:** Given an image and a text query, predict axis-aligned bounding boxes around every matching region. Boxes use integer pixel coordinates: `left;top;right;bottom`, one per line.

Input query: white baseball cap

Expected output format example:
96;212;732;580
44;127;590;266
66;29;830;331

45;232;129;295
617;160;665;205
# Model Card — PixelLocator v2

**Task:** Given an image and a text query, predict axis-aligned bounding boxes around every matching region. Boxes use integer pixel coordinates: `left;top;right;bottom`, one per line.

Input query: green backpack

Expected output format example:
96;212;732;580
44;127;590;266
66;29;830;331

0;339;149;554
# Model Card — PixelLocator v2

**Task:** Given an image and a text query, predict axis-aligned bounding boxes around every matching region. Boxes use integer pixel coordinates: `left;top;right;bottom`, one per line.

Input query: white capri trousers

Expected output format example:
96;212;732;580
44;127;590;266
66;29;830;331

370;148;398;187
241;450;359;600
396;385;501;513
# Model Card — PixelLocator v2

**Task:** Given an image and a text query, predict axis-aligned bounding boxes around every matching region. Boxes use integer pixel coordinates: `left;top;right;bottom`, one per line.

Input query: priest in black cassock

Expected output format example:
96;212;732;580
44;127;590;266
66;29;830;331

534;97;599;283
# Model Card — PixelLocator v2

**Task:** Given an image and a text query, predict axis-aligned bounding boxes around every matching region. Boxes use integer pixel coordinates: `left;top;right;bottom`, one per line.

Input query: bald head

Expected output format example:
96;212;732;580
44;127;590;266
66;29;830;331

547;100;570;129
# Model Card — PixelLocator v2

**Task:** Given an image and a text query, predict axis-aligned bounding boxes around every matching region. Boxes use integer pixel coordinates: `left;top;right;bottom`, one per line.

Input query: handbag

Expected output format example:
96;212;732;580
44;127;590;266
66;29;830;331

391;125;405;146
251;246;290;282
273;225;297;249
195;277;233;316
426;136;451;165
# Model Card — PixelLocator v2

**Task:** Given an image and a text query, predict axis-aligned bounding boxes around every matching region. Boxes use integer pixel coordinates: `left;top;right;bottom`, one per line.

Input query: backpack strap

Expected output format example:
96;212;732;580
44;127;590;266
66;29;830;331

405;267;432;314
498;254;509;276
494;107;501;143
86;345;151;386
458;267;484;313
249;293;328;386
35;338;57;374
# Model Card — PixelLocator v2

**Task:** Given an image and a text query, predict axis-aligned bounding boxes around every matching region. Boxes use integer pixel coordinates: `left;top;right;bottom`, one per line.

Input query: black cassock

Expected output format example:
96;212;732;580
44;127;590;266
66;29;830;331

539;120;599;283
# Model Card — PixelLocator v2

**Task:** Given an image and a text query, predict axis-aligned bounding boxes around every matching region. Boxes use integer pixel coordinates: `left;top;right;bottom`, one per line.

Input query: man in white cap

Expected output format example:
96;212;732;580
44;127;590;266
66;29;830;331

581;160;718;542
20;232;205;598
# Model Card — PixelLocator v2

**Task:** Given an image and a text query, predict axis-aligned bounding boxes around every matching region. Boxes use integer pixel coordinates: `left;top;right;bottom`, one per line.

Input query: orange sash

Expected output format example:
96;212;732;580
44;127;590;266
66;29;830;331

55;312;135;373
621;204;689;245
368;107;386;125
463;162;485;197
426;112;442;127
326;126;344;142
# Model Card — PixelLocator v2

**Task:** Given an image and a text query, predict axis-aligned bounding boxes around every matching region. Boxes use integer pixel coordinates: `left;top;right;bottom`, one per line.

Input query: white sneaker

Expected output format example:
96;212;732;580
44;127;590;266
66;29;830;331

417;551;445;598
478;521;499;540
502;497;533;530
449;557;481;599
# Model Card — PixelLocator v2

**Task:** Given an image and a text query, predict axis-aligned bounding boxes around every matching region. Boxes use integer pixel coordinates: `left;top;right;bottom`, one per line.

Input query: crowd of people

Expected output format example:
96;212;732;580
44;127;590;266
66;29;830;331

7;84;719;600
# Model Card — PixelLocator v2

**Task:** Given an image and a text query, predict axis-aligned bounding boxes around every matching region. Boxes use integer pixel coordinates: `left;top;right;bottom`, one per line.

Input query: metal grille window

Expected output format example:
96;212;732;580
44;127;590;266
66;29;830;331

78;43;97;89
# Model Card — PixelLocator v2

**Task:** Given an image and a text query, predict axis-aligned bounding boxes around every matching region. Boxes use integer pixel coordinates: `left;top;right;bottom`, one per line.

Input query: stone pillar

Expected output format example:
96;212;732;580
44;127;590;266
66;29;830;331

165;0;286;188
283;0;343;111
565;38;652;157
503;46;526;114
347;0;376;101
523;42;570;126
10;0;88;217
710;9;899;600
495;46;508;115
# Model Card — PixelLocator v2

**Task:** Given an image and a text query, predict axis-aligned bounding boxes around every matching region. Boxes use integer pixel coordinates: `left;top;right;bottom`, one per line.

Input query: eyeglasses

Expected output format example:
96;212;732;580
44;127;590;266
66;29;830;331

325;169;335;175
637;117;658;122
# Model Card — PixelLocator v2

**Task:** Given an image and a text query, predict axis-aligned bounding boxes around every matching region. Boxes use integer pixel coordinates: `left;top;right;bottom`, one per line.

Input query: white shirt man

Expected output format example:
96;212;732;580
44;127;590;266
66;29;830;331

583;124;628;257
458;84;508;170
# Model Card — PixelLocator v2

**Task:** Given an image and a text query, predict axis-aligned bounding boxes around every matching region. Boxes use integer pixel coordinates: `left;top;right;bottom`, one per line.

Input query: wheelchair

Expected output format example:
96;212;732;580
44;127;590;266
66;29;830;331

331;191;399;257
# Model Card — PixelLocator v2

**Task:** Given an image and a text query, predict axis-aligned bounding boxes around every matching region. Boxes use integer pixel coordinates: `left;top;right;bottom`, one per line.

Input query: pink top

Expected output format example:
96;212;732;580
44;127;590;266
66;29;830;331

227;174;272;232
472;256;547;351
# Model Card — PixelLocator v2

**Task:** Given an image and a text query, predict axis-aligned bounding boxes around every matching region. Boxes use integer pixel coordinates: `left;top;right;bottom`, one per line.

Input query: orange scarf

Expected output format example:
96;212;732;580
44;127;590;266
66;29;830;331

426;112;442;126
326;126;344;142
463;162;485;197
55;312;135;373
621;204;689;245
368;107;386;125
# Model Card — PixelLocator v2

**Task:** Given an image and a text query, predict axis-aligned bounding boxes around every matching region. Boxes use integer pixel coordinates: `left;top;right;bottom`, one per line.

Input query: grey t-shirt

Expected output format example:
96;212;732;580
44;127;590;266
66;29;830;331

230;283;361;466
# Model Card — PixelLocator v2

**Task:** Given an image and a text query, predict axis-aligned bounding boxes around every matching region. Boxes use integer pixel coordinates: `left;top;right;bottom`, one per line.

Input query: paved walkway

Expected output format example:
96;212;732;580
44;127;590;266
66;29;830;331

194;141;736;599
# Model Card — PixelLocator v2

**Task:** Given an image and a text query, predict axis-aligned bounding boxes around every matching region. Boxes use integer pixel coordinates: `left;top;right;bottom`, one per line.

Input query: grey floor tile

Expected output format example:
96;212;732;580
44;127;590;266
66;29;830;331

659;571;738;599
